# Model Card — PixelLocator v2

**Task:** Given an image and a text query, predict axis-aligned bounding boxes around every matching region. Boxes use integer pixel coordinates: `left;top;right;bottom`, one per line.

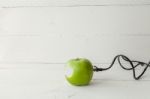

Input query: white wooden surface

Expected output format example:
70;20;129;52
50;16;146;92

0;64;149;99
0;7;150;63
1;0;150;7
0;0;150;99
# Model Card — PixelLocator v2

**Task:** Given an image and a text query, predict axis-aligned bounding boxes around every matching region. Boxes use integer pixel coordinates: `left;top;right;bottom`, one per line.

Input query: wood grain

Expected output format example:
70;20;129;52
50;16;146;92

0;7;150;63
0;1;149;99
1;0;150;7
0;64;149;99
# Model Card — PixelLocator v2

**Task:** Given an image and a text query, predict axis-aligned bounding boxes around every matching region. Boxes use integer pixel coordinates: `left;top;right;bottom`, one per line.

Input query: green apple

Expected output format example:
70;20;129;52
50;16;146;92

65;58;93;86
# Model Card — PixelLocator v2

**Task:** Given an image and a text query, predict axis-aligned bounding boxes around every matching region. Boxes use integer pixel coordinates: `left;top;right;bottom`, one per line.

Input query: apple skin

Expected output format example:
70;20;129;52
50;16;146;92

65;58;93;86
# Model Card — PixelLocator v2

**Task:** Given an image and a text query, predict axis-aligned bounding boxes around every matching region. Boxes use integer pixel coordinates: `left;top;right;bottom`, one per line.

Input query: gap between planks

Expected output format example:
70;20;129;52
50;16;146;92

2;3;150;8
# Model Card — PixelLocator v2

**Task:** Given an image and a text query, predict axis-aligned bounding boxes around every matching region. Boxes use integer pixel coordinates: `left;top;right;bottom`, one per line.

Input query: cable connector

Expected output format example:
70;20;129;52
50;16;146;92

93;66;105;72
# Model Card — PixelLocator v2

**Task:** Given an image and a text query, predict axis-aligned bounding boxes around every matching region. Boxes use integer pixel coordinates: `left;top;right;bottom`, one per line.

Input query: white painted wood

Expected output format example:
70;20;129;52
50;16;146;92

0;1;149;99
0;64;149;99
1;0;150;7
0;36;150;63
1;7;150;36
0;7;150;63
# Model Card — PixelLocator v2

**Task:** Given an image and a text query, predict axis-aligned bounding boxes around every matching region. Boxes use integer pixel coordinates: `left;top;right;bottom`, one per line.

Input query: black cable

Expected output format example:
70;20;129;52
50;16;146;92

93;55;150;80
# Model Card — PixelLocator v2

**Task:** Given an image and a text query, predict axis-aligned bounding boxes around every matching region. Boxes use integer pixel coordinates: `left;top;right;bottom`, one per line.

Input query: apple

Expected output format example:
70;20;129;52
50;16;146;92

65;58;93;86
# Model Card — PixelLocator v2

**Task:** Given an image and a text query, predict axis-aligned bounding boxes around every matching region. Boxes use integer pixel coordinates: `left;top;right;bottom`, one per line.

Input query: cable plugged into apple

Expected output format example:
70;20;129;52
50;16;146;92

65;55;150;86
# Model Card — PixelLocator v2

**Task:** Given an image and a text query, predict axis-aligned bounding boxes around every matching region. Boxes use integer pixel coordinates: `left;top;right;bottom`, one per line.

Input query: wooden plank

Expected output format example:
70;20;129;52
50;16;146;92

1;7;150;36
0;36;150;63
0;7;150;63
0;64;149;99
0;2;149;99
1;0;150;7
